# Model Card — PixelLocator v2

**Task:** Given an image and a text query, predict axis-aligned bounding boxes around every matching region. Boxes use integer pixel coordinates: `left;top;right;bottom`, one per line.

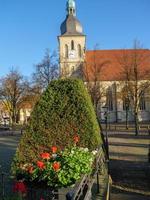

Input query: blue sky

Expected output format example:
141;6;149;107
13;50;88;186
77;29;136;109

0;0;150;77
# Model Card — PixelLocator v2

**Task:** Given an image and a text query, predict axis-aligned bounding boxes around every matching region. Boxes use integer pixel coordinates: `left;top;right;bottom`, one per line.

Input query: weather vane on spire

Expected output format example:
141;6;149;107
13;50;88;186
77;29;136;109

67;0;76;16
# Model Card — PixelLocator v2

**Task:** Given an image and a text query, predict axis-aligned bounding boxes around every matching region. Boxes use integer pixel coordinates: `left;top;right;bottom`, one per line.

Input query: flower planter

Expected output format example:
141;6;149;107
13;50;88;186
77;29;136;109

25;183;74;200
26;185;59;200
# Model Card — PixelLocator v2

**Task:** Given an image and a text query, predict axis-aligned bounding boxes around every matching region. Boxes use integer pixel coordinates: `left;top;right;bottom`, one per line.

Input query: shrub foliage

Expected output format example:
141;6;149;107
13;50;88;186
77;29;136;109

13;79;101;165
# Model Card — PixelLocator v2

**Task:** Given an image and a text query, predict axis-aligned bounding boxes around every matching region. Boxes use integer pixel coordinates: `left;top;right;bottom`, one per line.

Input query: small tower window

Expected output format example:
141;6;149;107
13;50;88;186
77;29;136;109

71;40;74;50
78;44;82;58
65;44;68;58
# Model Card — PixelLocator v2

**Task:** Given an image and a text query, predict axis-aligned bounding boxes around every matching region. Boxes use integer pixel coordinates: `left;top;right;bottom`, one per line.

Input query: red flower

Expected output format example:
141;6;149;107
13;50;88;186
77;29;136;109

73;135;80;144
37;161;45;169
28;166;34;174
13;181;27;193
51;146;57;153
52;162;61;171
41;152;51;160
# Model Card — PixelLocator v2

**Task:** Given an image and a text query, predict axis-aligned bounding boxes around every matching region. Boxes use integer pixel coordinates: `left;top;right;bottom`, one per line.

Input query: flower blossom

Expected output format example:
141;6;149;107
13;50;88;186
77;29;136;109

13;181;27;194
52;162;61;171
73;135;80;144
37;161;45;169
41;152;51;160
51;146;57;153
19;163;29;171
92;150;98;155
28;166;34;174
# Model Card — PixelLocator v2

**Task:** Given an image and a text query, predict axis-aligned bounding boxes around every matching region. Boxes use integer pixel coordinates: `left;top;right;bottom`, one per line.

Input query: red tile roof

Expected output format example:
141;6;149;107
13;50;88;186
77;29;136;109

85;49;150;81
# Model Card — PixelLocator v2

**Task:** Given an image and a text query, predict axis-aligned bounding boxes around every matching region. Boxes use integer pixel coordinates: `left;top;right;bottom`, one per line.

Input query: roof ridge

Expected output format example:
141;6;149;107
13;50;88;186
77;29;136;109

86;49;150;52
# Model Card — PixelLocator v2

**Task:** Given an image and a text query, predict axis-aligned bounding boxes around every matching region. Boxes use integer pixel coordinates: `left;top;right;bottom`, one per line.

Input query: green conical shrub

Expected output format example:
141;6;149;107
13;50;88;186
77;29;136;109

13;79;102;164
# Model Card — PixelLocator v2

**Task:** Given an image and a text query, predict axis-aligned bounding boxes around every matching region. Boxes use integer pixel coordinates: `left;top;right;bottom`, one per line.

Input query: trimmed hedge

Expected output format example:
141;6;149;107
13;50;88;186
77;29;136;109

13;79;102;164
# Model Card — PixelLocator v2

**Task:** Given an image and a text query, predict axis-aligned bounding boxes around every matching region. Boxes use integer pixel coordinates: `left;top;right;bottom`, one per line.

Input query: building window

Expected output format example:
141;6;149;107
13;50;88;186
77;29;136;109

123;97;130;111
71;40;74;50
106;88;113;111
78;44;82;58
139;93;146;110
65;44;68;58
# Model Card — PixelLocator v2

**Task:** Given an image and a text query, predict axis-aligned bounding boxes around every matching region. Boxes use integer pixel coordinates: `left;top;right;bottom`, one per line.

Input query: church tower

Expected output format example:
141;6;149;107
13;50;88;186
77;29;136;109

58;0;86;77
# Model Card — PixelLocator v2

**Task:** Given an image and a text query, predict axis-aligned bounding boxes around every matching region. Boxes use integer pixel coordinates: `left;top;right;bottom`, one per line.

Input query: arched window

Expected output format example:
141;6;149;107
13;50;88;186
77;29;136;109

65;44;68;58
71;40;74;50
106;88;113;111
139;92;146;110
78;44;82;58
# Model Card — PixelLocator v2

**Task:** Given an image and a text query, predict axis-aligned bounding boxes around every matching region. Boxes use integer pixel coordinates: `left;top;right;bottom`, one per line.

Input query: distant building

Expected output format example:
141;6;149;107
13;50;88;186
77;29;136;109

0;102;10;125
59;0;150;122
0;100;32;125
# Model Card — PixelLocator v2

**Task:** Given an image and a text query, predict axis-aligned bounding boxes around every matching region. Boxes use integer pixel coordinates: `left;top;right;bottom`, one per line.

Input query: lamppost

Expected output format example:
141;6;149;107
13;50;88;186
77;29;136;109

103;106;109;160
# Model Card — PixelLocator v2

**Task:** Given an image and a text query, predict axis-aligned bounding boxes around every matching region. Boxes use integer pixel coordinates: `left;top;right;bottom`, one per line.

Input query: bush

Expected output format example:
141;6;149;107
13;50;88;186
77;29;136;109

12;79;101;167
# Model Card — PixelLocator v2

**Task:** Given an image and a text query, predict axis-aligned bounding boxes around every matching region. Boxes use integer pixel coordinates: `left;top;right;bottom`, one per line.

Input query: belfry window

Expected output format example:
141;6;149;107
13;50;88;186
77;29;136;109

65;44;68;58
78;44;82;58
71;40;74;50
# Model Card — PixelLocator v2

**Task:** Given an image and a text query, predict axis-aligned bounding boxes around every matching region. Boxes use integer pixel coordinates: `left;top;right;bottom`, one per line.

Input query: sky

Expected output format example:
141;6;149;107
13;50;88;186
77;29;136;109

0;0;150;78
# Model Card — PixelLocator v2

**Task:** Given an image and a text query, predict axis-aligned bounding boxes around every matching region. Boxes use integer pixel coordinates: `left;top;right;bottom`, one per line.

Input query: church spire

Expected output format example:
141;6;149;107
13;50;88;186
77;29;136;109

67;0;76;16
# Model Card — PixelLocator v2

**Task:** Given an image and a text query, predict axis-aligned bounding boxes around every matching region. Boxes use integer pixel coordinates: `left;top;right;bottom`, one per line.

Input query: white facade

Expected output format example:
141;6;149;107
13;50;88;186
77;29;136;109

98;81;150;123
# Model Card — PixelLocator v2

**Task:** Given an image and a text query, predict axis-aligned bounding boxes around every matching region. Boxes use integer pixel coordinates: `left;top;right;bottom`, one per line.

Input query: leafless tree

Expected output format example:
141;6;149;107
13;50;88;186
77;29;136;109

33;49;59;90
0;69;30;124
81;47;110;118
118;41;150;135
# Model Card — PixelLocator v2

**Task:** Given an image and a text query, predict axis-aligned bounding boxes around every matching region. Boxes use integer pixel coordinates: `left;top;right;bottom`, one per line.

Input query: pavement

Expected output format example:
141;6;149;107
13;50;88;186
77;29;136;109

0;134;21;172
0;134;21;196
111;192;150;200
108;131;150;200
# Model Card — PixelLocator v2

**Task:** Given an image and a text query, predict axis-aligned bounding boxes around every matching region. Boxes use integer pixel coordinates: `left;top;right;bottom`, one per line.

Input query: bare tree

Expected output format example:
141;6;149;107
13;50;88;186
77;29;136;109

33;49;59;90
82;48;110;117
118;41;150;135
0;69;29;124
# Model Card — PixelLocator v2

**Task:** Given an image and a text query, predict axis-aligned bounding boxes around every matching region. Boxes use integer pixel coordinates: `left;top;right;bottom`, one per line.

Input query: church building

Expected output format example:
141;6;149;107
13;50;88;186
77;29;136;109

58;0;150;123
